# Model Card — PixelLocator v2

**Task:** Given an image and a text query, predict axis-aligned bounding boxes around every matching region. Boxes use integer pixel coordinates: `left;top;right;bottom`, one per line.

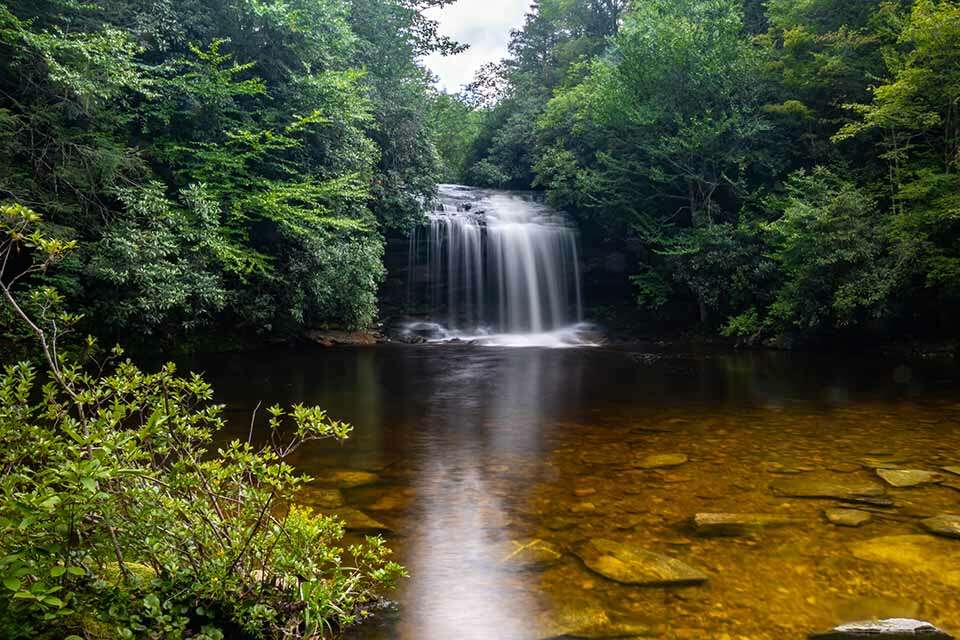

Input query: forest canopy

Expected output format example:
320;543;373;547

0;0;457;348
442;0;960;344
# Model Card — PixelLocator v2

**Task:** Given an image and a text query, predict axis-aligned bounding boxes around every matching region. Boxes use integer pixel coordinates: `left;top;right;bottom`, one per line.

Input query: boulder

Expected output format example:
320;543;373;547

876;469;945;488
825;509;872;527
921;515;960;539
692;513;799;537
634;453;688;470
574;538;707;587
809;618;954;639
850;535;960;588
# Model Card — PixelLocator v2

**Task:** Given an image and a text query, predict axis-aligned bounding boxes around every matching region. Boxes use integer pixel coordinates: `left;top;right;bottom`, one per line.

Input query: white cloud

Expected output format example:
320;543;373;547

422;0;532;92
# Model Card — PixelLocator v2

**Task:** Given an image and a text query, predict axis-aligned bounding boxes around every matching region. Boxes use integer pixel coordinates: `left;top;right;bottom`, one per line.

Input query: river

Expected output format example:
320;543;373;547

198;343;960;639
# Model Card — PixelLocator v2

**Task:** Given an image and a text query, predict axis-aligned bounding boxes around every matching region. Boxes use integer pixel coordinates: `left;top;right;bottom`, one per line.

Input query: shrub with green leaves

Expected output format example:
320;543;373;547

0;207;404;638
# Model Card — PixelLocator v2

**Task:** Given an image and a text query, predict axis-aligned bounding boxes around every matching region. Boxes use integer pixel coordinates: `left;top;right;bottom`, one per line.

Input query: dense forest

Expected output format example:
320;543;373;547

4;0;959;352
441;0;960;346
0;0;459;350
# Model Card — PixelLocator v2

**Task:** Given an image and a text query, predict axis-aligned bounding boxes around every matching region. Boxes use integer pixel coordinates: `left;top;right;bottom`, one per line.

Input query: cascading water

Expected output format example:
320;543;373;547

402;184;594;347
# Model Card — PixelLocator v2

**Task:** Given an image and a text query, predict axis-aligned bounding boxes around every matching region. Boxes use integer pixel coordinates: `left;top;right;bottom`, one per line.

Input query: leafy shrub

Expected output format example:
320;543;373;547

0;204;404;638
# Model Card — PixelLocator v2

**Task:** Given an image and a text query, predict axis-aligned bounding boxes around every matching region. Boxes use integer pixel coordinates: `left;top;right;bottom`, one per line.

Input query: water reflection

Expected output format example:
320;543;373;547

194;345;960;639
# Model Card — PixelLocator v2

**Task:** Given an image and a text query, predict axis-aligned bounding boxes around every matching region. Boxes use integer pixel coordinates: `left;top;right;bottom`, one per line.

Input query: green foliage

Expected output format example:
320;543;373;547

765;167;895;331
442;0;960;341
0;0;452;346
0;203;403;639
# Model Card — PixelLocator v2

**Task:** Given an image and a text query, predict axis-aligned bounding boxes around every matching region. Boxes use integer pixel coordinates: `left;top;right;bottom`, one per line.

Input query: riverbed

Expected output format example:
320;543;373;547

197;344;960;639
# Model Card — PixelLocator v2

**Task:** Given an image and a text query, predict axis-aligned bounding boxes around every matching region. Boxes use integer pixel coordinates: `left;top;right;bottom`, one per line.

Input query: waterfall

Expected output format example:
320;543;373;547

403;185;591;346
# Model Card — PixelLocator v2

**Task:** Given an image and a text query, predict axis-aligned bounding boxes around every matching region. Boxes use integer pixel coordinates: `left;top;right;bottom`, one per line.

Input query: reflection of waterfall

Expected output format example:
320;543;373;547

404;185;588;345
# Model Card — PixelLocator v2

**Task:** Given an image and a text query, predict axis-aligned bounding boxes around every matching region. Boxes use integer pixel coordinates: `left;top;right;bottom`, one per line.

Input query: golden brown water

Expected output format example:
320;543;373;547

198;345;960;639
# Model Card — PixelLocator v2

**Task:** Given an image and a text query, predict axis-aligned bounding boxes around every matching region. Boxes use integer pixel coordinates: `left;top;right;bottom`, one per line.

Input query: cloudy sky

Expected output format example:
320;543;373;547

422;0;532;92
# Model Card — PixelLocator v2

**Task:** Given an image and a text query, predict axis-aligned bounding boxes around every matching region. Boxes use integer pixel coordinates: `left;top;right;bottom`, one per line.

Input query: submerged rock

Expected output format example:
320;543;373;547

941;466;960;477
692;512;799;537
313;469;380;488
574;538;707;587
297;487;345;509
851;535;960;588
499;539;563;570
634;453;688;469
329;508;392;533
921;515;960;539
809;618;954;639
876;469;945;488
770;477;886;501
536;604;656;639
825;508;872;527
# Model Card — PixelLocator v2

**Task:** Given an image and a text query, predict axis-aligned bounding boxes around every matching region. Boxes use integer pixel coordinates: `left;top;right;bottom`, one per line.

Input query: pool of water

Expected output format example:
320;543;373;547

194;344;960;639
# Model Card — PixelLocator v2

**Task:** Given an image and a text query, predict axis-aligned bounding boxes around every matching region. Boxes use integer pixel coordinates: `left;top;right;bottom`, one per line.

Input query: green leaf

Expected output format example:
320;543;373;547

49;567;66;578
3;578;20;591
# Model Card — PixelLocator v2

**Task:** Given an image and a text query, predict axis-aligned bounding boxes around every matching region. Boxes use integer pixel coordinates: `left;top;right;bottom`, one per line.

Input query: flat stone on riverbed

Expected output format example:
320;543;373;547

328;508;392;533
500;539;563;570
851;535;960;588
692;513;799;537
634;453;688;469
537;603;656;639
574;538;707;586
921;515;960;539
809;618;954;639
313;470;380;488
770;476;886;501
876;469;945;488
825;508;872;527
941;466;960;476
297;487;344;509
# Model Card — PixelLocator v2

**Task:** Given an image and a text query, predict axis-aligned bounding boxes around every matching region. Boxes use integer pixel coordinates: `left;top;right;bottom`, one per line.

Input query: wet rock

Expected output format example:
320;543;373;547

941;466;960;476
691;513;799;537
499;539;563;570
297;487;344;509
573;538;707;587
809;618;954;639
634;453;688;469
366;491;411;512
313;470;380;488
329;508;392;533
876;469;945;488
850;535;960;588
571;502;597;514
921;515;960;539
304;329;382;346
536;603;656;639
825;508;872;527
770;476;886;501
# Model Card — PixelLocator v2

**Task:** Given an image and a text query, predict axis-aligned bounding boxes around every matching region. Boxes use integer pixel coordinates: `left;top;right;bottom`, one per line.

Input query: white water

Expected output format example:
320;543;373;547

403;185;595;347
